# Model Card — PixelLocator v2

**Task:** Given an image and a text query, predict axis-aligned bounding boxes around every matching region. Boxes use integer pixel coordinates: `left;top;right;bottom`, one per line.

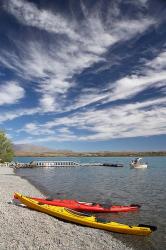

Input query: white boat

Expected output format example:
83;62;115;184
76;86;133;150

130;158;148;169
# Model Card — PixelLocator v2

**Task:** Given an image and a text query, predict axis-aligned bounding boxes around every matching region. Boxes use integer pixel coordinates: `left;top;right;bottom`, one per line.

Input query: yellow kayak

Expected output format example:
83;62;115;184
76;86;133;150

15;193;157;236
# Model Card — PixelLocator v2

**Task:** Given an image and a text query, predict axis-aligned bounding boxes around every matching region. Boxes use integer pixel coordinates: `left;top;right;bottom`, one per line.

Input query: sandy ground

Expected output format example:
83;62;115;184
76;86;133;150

0;166;134;250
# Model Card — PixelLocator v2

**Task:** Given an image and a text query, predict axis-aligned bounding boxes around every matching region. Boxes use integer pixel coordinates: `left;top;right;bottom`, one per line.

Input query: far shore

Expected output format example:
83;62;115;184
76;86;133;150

0;166;134;250
14;151;166;157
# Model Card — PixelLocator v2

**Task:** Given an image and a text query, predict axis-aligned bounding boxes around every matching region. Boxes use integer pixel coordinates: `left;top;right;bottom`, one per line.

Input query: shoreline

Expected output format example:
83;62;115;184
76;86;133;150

0;166;133;250
14;153;166;157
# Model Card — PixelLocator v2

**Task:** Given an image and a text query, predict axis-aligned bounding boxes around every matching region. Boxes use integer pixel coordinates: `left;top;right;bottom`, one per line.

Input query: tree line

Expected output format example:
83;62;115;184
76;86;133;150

0;130;14;163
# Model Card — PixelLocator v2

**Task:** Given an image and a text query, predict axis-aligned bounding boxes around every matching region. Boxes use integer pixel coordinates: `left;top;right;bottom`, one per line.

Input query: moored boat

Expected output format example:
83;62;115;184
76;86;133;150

130;158;148;169
15;193;157;235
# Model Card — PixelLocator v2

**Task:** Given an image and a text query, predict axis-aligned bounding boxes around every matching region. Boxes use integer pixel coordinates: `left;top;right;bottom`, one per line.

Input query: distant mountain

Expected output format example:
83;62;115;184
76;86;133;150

13;144;166;157
13;143;74;156
13;144;55;153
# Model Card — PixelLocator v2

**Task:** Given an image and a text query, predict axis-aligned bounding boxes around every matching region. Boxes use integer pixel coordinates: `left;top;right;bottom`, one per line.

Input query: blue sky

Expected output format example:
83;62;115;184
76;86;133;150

0;0;166;151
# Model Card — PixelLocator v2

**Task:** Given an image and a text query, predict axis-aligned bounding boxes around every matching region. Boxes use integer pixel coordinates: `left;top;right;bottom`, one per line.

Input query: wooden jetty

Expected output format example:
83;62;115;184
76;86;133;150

10;161;124;169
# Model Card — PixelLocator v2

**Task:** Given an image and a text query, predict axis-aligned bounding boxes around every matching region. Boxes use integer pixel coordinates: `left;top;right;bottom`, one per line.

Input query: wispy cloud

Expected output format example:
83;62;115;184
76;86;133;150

20;122;55;136
107;50;166;102
0;107;39;123
66;49;166;110
0;81;24;105
16;96;166;143
1;0;156;113
3;0;77;39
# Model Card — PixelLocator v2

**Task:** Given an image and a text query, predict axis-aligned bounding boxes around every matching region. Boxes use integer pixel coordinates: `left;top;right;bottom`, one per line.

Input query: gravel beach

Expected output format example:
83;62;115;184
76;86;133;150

0;167;133;250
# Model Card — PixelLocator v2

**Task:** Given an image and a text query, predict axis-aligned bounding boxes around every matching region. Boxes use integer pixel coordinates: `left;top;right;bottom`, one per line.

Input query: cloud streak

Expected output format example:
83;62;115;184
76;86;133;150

107;50;166;102
0;107;39;123
3;0;77;39
16;97;166;143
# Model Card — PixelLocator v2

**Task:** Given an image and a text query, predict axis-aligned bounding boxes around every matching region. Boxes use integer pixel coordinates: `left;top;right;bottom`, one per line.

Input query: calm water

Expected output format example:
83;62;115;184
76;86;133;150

15;156;166;250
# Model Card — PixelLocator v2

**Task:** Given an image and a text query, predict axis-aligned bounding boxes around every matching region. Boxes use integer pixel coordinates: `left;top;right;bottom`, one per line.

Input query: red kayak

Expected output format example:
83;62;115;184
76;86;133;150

14;193;140;212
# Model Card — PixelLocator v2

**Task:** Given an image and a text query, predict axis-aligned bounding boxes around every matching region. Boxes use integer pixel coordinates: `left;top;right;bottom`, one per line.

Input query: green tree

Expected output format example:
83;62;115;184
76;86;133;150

0;131;14;163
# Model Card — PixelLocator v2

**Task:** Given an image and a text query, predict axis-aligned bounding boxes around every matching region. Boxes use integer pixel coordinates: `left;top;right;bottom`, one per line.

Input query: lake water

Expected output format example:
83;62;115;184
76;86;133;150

15;156;166;250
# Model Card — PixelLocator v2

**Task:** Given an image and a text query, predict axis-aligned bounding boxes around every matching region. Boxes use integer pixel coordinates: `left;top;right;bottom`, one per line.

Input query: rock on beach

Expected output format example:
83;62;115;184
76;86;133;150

0;166;133;250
